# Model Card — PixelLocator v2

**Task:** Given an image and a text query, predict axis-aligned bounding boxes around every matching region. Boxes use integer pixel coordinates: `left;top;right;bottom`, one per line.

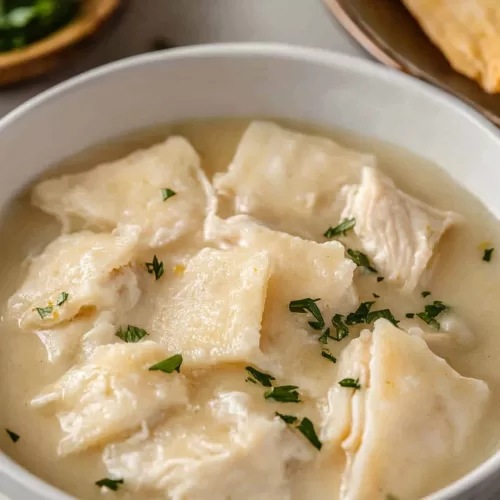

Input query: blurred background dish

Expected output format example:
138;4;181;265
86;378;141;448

0;0;122;87
323;0;500;126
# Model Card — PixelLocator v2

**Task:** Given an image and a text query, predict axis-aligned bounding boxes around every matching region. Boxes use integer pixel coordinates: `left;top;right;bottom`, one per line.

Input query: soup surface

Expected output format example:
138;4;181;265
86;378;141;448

1;118;500;500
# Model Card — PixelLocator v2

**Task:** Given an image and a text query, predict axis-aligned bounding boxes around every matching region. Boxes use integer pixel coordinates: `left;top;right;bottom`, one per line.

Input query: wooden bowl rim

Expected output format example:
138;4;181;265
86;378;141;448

0;0;121;70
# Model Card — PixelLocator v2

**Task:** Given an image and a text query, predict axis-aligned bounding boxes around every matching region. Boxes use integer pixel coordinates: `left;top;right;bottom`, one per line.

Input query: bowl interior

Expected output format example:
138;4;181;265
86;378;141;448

0;43;500;500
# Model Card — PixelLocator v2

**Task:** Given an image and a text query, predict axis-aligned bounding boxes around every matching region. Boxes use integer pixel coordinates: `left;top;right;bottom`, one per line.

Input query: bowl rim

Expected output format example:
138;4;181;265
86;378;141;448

0;42;499;500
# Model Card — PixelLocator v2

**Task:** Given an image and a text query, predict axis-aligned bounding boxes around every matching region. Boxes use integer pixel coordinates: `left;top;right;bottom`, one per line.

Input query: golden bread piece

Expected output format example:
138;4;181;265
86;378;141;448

402;0;500;93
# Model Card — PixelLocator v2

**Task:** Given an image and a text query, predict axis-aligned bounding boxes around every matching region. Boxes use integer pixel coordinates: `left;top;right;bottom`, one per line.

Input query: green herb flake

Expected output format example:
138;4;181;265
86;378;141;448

246;377;257;384
386;495;399;500
35;306;53;319
6;429;19;443
145;255;164;280
346;301;375;325
275;412;298;424
245;366;275;387
331;314;349;341
148;354;183;374
95;478;124;491
483;248;494;262
347;249;377;273
421;291;431;298
265;385;301;403
373;293;380;299
116;325;149;343
339;378;361;390
324;218;355;239
161;188;176;201
416;300;449;330
377;276;385;282
367;309;399;326
289;297;325;330
406;313;415;319
297;417;323;450
56;292;69;306
321;348;337;364
318;327;331;344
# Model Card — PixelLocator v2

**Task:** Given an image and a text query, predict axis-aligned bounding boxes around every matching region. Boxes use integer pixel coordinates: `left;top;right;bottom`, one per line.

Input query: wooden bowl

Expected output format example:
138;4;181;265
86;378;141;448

324;0;500;127
0;0;122;87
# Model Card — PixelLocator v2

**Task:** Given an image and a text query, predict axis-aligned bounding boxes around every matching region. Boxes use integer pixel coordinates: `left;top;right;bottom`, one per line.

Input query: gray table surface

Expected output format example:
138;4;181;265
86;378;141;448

0;1;498;499
0;0;367;118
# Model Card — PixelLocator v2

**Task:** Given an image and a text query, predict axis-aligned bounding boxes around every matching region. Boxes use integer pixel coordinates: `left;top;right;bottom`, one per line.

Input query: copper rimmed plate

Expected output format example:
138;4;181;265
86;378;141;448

324;0;500;126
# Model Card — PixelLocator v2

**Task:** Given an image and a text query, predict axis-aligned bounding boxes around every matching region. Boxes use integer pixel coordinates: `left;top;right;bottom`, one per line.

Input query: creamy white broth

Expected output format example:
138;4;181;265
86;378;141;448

0;118;500;500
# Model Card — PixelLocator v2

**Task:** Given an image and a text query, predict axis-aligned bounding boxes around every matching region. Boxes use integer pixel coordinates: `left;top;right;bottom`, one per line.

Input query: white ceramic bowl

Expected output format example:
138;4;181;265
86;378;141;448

1;43;500;500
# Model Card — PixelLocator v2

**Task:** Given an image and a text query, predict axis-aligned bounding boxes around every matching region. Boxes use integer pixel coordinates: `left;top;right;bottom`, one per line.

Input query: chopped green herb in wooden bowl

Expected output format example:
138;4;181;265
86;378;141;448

0;0;121;86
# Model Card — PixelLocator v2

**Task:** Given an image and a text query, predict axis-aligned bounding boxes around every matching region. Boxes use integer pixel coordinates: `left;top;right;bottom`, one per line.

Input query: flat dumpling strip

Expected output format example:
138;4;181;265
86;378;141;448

342;167;458;293
130;247;271;368
321;319;489;500
8;225;141;330
206;215;357;396
33;136;216;249
31;341;189;455
35;310;117;365
102;391;313;500
213;121;375;239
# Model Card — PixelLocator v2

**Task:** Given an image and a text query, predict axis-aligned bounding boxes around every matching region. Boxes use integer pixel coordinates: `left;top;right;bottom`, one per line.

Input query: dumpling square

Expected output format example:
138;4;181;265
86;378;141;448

341;167;458;292
141;247;271;367
8;225;141;331
213;121;375;239
206;215;357;395
31;341;189;455
321;319;489;500
102;391;312;500
32;136;215;249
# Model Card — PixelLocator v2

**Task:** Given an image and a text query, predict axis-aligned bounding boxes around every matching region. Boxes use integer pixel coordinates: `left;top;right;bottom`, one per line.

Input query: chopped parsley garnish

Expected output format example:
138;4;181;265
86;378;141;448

346;301;374;325
289;298;324;330
318;327;331;344
367;309;399;326
145;255;164;280
56;292;69;306
321;348;337;364
416;300;449;329
275;412;298;424
95;478;124;491
421;291;431;298
265;385;301;403
6;429;19;443
339;378;361;390
148;354;183;374
331;314;349;341
246;377;257;384
406;313;415;319
245;366;275;387
35;306;53;319
324;218;355;239
483;248;494;262
116;325;149;343
161;188;176;201
373;293;380;299
297;417;323;450
347;249;377;273
377;276;385;282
